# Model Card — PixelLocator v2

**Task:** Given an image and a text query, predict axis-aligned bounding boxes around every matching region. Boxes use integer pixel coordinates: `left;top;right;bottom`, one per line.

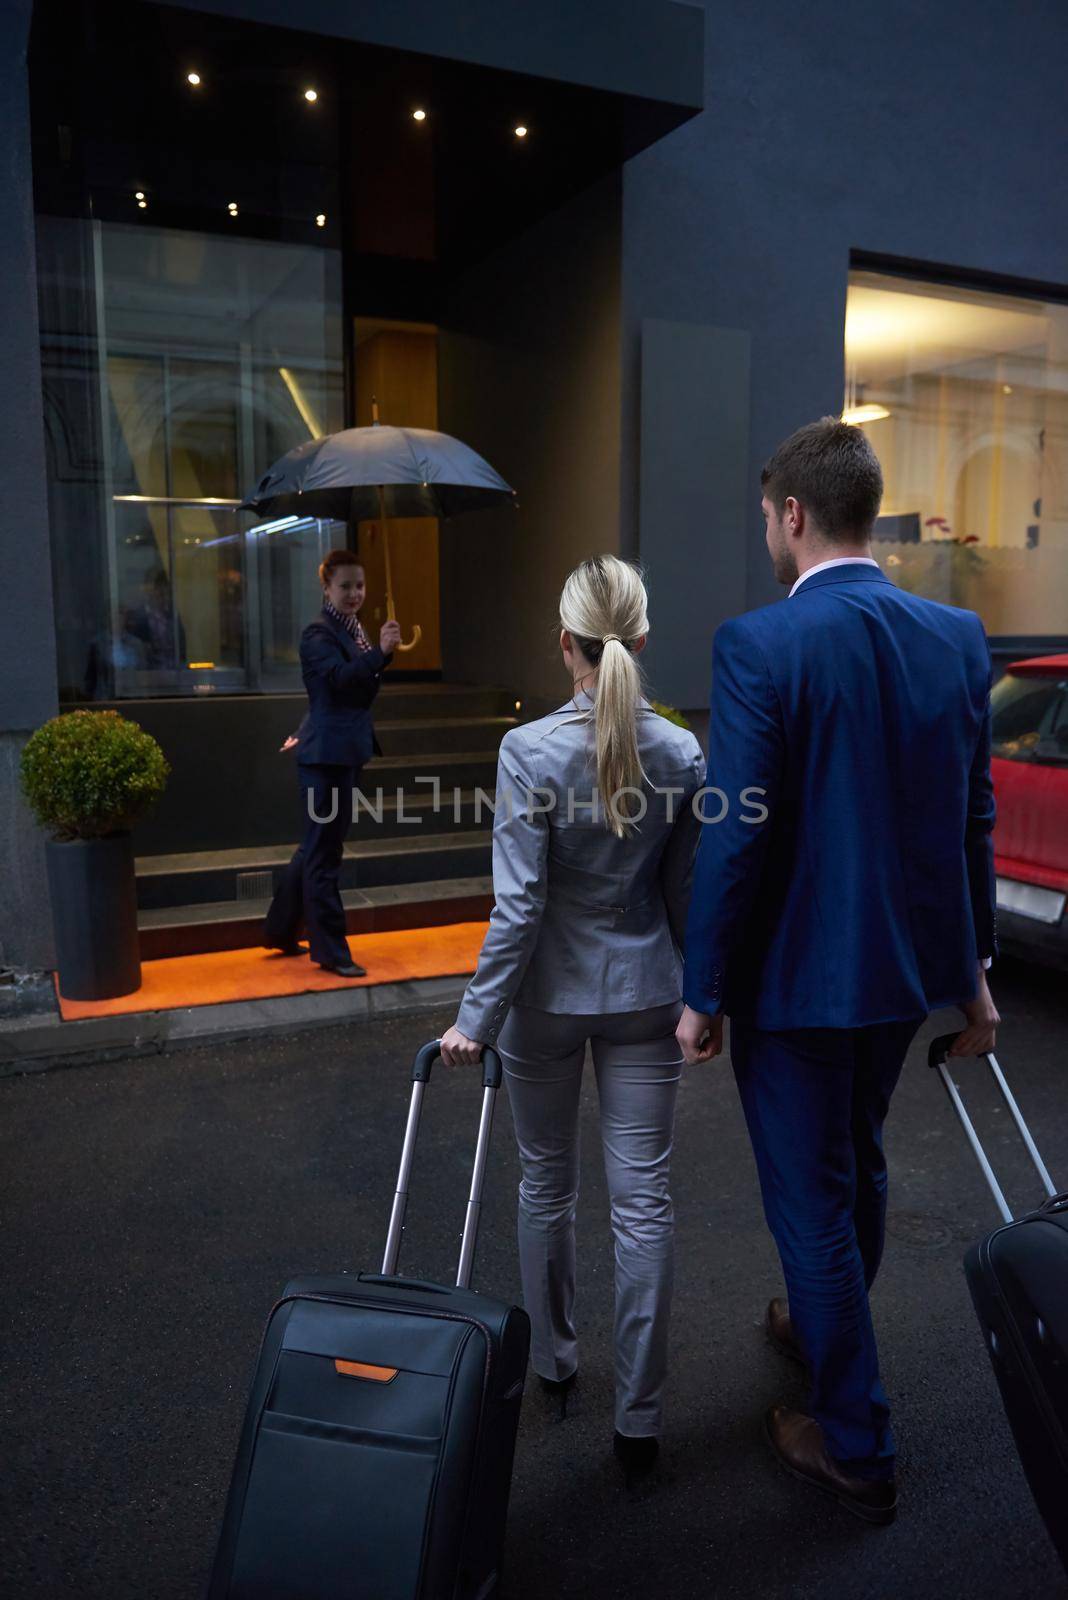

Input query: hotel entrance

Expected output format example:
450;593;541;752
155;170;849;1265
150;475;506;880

29;0;699;951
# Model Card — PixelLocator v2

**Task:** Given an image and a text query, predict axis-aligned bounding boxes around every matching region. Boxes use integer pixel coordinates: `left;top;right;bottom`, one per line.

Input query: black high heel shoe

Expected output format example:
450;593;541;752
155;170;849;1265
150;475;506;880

613;1431;659;1485
537;1369;578;1421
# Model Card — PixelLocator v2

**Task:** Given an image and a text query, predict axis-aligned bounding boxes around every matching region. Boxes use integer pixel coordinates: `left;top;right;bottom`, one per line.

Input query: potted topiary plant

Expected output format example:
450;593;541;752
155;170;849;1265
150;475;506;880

20;710;169;1000
650;701;692;731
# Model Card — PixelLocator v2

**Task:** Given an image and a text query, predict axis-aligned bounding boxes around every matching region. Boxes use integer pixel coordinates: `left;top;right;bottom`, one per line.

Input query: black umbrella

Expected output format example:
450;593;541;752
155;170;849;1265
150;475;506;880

241;416;516;651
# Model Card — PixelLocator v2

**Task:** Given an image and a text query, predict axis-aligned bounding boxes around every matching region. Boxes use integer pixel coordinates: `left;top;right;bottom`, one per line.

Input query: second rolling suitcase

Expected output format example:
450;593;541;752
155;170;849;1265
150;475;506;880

208;1039;531;1600
929;1034;1068;1573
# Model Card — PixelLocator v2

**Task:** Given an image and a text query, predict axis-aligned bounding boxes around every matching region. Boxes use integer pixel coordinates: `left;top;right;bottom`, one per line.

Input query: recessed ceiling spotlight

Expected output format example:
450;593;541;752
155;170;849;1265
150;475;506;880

412;108;427;122
228;201;239;216
135;191;145;200
514;124;528;138
137;200;148;209
187;72;201;87
315;213;326;227
304;88;318;103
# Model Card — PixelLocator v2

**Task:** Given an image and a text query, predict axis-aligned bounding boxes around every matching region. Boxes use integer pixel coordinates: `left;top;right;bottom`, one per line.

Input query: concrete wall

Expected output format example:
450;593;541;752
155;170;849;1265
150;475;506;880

438;173;623;711
622;0;1068;708
0;0;58;970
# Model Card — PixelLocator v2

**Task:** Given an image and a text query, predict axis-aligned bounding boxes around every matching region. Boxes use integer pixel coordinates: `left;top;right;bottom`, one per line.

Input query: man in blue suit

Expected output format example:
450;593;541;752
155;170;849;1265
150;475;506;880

678;418;999;1524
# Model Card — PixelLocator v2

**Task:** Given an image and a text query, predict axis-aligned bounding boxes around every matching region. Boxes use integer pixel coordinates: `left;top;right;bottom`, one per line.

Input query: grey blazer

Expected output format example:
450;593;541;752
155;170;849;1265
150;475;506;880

456;689;706;1045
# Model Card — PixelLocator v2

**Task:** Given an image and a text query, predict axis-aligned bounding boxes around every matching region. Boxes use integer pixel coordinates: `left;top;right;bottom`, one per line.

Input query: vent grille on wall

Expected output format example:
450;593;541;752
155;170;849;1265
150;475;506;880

236;870;274;901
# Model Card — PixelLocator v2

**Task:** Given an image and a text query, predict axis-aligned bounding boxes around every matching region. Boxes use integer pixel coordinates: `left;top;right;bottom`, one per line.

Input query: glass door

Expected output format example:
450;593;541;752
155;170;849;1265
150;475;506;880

40;216;344;700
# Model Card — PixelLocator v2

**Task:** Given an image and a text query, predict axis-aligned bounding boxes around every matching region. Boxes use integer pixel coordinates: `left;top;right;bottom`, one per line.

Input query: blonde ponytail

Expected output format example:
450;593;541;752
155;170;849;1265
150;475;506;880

558;556;650;838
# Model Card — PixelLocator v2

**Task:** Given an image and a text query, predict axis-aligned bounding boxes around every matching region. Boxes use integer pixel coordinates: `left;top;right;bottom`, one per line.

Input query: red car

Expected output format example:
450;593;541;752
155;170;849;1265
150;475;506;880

990;653;1068;967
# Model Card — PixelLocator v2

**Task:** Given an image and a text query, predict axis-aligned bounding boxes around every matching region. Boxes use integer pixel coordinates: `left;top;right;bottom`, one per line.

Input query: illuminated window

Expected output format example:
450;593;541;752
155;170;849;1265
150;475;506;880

845;270;1068;637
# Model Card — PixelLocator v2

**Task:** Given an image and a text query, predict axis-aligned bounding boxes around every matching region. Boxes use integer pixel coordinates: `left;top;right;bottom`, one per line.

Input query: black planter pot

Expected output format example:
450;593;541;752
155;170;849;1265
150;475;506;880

45;834;141;1001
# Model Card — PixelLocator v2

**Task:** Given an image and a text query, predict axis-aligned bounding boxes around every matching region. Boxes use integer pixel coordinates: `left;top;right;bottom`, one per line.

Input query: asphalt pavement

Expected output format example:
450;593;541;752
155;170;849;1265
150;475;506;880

2;957;1066;1599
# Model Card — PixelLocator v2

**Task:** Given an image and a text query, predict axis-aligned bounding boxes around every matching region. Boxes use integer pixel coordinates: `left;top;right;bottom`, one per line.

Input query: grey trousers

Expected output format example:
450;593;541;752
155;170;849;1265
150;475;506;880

498;1000;683;1437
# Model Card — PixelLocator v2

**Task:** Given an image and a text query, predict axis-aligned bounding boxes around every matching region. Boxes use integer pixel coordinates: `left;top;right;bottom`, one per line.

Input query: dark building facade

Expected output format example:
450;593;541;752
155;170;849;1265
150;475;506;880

3;0;1067;972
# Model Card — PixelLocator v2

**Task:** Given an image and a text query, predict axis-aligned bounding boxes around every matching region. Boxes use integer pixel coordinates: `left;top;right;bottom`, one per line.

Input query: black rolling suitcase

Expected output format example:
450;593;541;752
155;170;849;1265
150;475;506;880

208;1040;530;1600
929;1034;1068;1572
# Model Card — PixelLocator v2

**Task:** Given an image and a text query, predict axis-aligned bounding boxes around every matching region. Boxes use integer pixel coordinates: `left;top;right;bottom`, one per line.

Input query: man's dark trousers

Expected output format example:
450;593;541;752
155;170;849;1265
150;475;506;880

729;1016;923;1480
264;762;357;968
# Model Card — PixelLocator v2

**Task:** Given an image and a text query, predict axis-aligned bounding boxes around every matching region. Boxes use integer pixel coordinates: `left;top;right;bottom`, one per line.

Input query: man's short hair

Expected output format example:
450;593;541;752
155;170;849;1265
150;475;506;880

761;417;884;543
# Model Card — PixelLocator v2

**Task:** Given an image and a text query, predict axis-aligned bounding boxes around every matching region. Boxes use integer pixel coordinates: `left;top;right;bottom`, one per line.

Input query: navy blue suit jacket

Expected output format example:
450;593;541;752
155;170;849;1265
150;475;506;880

296;611;391;769
683;563;997;1030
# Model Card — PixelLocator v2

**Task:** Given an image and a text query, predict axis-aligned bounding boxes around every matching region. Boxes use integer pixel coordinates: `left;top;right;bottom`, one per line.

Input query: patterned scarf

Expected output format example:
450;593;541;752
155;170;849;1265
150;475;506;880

323;599;374;654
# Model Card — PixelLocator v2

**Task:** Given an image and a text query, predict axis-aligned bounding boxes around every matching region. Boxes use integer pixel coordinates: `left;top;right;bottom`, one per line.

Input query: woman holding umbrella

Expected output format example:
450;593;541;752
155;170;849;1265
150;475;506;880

246;416;514;971
264;549;401;976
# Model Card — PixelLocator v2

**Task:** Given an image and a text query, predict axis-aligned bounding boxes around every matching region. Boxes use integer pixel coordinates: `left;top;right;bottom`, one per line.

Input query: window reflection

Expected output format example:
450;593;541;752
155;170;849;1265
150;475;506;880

990;673;1065;762
38;218;343;699
255;515;348;683
844;271;1068;638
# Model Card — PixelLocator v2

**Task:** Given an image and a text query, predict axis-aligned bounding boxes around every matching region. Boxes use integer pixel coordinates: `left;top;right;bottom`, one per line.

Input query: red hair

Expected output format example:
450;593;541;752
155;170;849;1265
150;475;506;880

318;548;363;585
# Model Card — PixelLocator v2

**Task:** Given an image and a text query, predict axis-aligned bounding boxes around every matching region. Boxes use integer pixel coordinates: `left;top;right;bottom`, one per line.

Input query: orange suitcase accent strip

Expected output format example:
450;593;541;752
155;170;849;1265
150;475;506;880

334;1359;398;1383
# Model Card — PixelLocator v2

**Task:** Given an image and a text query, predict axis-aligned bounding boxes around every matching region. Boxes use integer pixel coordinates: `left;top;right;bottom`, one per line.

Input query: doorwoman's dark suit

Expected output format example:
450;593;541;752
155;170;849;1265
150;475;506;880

683;562;997;1480
265;610;392;967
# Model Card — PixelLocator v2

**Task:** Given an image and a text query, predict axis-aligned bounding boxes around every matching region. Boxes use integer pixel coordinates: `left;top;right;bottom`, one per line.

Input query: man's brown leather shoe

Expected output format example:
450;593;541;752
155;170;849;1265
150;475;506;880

765;1298;806;1368
765;1405;897;1526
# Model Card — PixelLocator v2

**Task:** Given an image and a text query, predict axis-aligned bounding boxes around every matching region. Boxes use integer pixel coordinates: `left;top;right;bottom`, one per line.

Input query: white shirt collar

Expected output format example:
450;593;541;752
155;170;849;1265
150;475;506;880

554;686;653;716
789;556;880;598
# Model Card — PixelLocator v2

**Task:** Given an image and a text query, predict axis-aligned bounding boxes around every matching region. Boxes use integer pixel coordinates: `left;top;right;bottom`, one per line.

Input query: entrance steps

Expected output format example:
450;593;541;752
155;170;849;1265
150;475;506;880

135;681;517;958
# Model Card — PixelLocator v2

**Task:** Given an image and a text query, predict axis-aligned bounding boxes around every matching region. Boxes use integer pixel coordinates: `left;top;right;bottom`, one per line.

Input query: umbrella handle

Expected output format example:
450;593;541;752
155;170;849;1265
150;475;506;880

383;571;422;651
375;490;422;653
383;557;422;651
379;503;422;654
393;624;423;653
383;587;423;651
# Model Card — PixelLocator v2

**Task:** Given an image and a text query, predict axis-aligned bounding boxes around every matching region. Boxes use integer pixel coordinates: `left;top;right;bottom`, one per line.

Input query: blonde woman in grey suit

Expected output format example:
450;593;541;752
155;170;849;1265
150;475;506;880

441;555;705;1480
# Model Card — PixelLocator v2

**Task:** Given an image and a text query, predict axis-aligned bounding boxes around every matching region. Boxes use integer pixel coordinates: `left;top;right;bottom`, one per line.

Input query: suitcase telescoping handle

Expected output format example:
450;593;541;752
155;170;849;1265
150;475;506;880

928;1034;1058;1224
381;1040;504;1290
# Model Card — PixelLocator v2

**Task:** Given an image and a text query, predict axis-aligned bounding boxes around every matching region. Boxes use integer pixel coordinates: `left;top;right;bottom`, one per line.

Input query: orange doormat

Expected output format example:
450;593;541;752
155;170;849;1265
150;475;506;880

55;921;490;1022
